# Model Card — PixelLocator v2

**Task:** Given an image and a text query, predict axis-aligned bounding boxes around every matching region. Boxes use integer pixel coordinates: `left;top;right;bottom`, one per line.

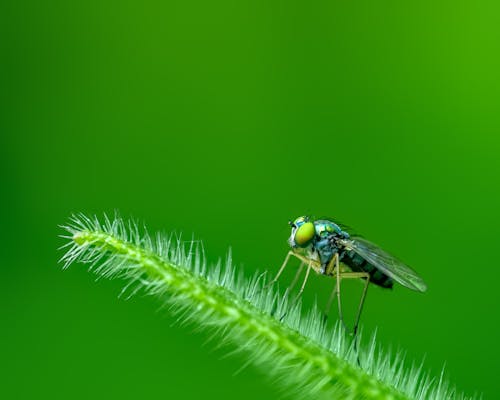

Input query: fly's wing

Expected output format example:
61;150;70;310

344;237;427;292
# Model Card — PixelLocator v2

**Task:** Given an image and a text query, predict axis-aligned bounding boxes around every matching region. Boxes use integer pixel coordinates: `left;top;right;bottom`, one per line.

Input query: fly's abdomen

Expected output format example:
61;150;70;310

341;251;393;289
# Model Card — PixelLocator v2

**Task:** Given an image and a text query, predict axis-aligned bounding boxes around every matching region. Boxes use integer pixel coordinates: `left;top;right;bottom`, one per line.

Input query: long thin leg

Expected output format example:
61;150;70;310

334;254;348;331
284;262;305;296
350;272;370;367
288;252;322;274
278;262;312;321
323;252;340;322
323;280;337;323
295;263;312;302
324;253;337;276
266;251;293;318
352;273;370;337
266;251;293;288
331;271;371;333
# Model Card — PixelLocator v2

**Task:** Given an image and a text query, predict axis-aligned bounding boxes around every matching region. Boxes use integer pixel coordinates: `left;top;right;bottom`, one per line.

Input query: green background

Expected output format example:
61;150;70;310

1;0;499;398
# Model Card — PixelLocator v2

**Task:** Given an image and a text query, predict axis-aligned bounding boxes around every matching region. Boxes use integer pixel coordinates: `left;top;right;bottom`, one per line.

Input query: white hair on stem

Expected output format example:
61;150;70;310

59;213;476;400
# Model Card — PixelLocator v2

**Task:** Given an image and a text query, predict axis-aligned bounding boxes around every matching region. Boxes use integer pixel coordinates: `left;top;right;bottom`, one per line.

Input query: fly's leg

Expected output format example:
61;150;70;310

324;251;337;276
352;272;370;337
284;262;305;297
267;250;321;321
265;251;293;317
266;251;293;289
322;254;340;323
267;250;320;291
279;262;312;321
323;281;337;324
295;262;312;302
352;271;370;367
333;271;371;336
335;271;370;365
334;253;349;332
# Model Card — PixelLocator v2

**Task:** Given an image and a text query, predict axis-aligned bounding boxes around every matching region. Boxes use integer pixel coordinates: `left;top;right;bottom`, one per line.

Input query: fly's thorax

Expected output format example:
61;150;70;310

314;220;349;240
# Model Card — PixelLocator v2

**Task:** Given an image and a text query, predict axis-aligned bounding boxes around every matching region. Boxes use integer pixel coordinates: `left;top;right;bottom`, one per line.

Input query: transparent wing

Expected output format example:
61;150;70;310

343;237;427;292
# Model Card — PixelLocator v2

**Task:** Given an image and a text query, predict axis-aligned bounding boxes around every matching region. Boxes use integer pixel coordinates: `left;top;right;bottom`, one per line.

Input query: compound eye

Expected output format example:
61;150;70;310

294;222;315;247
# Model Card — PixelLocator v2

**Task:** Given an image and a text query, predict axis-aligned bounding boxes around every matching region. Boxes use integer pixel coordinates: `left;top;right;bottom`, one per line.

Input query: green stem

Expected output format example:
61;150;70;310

61;215;473;400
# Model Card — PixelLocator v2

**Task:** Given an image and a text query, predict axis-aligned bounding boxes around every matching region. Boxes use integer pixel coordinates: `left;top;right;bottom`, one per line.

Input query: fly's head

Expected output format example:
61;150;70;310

288;216;315;249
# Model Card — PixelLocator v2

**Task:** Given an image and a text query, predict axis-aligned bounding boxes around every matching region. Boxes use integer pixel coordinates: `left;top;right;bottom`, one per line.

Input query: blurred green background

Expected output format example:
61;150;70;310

1;0;499;398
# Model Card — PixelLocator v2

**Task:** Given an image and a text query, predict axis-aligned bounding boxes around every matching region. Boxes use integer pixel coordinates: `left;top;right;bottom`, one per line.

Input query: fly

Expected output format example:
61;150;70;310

268;216;427;335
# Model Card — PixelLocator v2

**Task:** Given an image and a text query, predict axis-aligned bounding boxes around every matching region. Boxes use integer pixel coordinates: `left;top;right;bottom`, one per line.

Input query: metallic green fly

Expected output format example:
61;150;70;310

268;216;427;335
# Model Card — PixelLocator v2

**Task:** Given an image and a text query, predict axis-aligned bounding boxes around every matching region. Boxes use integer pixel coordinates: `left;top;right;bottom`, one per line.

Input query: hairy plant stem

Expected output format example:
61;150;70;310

61;215;475;400
74;229;407;399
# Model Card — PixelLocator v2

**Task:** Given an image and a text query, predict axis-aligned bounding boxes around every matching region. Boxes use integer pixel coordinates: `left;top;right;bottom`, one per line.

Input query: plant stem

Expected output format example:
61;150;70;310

61;215;474;400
